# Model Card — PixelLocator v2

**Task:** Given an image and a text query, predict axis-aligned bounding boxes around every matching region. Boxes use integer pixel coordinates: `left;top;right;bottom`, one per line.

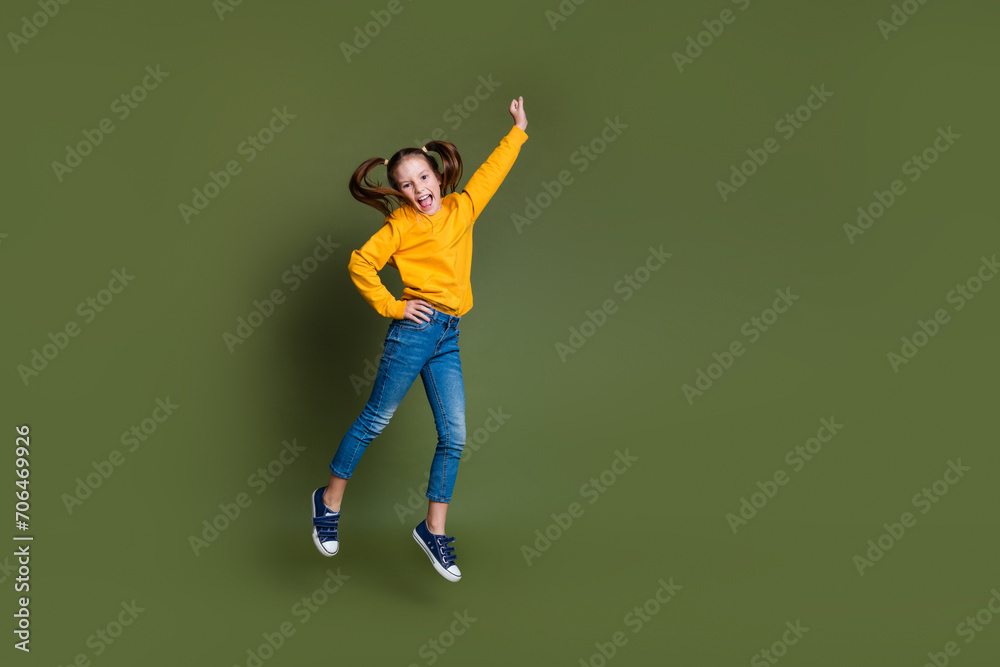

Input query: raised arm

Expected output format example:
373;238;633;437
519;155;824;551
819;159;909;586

462;97;529;223
348;221;407;319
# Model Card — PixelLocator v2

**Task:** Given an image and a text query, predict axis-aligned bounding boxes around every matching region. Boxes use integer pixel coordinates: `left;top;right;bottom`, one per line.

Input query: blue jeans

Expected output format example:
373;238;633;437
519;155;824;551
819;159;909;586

330;306;466;503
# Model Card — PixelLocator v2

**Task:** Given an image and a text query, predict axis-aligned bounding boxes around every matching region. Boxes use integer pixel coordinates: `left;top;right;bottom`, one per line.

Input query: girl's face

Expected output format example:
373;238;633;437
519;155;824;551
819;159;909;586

393;156;443;216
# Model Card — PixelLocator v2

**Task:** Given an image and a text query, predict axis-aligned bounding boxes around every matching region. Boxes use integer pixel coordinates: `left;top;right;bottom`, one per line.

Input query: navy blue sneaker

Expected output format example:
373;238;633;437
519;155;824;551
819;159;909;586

412;520;461;582
311;487;339;556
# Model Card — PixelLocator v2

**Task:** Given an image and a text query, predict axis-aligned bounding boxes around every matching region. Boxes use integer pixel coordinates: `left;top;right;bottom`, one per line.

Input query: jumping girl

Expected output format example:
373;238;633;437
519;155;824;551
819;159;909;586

311;97;529;582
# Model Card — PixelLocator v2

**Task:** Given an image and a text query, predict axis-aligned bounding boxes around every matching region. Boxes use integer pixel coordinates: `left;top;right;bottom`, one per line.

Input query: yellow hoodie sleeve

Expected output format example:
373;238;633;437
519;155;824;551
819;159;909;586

462;125;528;224
348;220;407;319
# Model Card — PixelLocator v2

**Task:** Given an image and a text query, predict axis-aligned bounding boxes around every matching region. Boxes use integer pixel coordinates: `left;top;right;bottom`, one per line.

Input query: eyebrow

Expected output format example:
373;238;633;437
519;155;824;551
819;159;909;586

399;171;430;183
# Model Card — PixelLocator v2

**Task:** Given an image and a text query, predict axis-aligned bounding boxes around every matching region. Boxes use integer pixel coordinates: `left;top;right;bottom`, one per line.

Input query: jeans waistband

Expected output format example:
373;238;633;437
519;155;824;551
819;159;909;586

427;305;461;329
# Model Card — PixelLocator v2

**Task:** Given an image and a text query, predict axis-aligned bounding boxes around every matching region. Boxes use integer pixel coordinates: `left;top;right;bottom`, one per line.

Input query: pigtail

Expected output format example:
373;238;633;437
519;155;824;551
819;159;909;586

348;157;403;219
424;141;463;196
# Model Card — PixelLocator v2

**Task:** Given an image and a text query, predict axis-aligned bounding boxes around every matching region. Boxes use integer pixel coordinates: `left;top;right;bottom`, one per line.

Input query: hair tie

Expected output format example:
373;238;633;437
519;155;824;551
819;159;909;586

421;146;428;153
383;158;388;166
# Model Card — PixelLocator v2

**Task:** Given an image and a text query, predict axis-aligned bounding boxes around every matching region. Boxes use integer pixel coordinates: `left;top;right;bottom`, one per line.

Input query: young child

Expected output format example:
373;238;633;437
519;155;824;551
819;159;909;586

311;97;529;582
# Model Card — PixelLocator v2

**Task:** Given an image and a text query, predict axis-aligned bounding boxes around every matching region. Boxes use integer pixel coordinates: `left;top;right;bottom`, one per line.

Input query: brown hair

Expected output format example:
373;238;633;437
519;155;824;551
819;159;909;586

348;140;464;219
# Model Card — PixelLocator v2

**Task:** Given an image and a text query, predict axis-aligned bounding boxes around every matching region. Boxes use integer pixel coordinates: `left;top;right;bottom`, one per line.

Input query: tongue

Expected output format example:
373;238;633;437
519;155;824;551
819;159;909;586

420;197;431;207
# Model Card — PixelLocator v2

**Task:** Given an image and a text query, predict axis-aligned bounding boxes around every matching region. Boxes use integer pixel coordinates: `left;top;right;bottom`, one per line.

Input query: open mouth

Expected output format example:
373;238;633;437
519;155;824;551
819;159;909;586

417;194;433;210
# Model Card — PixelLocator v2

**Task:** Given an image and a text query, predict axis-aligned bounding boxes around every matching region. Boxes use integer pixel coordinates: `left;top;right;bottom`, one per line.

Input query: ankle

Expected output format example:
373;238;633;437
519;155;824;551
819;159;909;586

426;520;445;535
322;493;340;513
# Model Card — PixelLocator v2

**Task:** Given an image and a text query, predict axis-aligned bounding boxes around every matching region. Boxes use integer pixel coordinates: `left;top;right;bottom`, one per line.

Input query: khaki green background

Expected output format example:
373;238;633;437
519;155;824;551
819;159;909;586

3;0;999;665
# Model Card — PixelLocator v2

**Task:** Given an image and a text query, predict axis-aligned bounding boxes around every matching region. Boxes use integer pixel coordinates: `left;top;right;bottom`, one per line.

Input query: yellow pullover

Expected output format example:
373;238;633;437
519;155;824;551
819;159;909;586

348;125;529;319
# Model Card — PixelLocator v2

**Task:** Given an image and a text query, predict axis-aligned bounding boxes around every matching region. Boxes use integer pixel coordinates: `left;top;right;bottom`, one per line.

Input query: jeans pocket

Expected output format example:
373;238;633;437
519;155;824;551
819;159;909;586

396;317;431;332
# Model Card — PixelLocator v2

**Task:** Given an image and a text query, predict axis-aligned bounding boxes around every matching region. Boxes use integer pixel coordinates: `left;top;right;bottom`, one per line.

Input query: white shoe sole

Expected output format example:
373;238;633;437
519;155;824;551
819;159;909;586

412;528;461;582
311;491;339;557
